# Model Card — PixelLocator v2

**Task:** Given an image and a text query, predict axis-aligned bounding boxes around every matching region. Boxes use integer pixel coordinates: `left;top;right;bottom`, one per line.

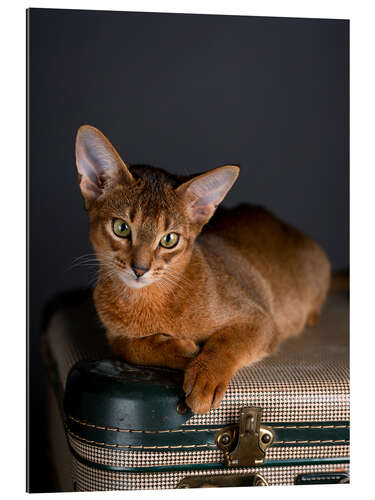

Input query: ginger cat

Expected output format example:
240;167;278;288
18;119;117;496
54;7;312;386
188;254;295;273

75;125;331;414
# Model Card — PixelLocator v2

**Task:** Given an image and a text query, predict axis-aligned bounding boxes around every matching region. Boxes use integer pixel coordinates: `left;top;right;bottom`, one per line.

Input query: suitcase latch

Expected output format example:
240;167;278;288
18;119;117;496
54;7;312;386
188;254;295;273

216;407;274;467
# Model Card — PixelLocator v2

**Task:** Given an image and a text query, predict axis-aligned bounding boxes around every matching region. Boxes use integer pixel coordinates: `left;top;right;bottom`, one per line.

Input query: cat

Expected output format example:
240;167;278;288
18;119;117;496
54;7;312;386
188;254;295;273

75;125;331;414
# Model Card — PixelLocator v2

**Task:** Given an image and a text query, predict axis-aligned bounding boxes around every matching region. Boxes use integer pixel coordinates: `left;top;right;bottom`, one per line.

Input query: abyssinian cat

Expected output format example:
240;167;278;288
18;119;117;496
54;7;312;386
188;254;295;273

75;125;331;414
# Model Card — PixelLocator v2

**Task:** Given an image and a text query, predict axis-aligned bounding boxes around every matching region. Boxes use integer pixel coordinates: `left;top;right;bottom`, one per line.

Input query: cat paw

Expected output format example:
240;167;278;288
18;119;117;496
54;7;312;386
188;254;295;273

155;335;200;370
183;356;231;414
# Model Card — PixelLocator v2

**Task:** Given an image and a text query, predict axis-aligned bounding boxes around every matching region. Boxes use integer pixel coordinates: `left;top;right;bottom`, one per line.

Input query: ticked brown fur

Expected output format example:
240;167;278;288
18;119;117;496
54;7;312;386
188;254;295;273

75;125;331;414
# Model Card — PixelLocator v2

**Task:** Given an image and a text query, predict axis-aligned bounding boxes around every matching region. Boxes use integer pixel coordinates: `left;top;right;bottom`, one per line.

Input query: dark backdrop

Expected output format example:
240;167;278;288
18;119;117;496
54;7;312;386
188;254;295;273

28;8;349;492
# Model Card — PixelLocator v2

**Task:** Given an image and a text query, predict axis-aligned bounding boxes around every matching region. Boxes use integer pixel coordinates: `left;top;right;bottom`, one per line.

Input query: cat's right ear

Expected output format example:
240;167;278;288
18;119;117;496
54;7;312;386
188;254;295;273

75;125;135;209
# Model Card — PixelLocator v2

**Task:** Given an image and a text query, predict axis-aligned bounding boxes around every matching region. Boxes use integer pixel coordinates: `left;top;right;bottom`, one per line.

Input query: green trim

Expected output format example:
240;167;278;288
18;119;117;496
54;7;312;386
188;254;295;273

264;457;350;468
183;421;349;430
64;360;192;432
68;417;350;432
66;417;349;450
46;350;350;458
69;446;350;474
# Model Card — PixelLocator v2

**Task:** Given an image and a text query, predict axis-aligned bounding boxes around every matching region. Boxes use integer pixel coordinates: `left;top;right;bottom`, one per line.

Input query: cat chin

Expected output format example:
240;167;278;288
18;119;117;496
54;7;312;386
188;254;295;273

120;273;153;289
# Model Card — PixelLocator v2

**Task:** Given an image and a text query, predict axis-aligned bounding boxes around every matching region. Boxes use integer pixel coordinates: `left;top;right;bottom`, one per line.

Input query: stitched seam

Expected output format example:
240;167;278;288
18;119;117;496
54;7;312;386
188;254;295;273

272;425;348;430
67;427;348;448
68;416;349;434
67;428;218;450
68;416;222;433
274;440;349;445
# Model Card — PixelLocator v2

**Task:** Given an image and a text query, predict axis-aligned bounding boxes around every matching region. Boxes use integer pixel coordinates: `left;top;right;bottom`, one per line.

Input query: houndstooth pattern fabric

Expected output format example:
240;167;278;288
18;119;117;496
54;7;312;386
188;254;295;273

68;432;349;468
187;292;349;425
46;291;349;492
46;298;110;389
46;292;349;425
72;458;350;490
187;355;348;425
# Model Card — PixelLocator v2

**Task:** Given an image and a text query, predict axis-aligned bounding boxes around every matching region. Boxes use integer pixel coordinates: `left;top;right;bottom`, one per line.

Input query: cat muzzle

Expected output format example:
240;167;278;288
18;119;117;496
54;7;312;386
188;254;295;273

132;265;149;278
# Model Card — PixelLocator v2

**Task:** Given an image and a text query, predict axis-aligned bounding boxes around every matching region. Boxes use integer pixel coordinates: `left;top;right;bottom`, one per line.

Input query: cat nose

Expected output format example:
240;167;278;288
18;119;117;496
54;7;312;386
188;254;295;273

132;265;149;278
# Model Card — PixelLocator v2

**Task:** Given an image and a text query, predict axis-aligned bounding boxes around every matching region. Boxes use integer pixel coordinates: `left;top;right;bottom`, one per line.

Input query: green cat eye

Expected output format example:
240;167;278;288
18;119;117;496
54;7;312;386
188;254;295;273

112;218;131;238
160;232;179;249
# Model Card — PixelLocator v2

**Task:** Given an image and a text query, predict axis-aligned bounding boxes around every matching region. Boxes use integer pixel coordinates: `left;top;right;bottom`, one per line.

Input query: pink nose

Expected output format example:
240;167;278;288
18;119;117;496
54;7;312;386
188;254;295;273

132;265;149;278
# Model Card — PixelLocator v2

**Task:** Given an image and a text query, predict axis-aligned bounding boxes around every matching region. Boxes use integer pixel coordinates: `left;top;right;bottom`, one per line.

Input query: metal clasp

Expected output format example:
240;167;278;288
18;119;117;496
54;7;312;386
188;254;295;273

177;473;268;488
216;407;274;467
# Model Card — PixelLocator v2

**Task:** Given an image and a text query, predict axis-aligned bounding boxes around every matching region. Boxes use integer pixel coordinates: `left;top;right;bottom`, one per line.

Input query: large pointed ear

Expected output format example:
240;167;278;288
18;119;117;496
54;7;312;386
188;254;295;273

75;125;135;208
176;165;239;225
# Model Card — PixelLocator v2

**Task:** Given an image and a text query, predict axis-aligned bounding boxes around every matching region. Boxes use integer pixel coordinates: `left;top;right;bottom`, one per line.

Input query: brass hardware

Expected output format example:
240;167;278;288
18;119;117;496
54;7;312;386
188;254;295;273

339;475;350;484
216;407;274;467
177;473;268;488
295;472;349;485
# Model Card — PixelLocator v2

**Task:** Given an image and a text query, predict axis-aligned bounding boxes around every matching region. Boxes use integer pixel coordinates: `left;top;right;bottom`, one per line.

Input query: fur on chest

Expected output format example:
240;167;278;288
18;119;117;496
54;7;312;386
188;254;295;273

95;284;186;337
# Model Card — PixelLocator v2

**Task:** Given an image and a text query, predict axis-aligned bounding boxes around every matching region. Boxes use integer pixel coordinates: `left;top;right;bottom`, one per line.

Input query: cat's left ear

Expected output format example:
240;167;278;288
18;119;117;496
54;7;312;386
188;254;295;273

75;125;135;209
176;165;239;225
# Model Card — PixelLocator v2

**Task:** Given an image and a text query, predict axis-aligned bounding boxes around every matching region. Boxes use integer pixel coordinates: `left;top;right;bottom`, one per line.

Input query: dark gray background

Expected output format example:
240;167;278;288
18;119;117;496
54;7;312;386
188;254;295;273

28;8;349;492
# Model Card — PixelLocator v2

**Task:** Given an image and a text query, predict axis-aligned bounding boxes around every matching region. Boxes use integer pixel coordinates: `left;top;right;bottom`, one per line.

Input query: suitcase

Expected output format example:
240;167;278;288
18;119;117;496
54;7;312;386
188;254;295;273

43;284;349;491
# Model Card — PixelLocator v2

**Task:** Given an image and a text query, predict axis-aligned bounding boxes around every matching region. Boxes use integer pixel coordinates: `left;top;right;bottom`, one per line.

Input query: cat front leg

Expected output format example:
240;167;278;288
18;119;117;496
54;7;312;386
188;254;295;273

183;311;278;414
109;334;200;370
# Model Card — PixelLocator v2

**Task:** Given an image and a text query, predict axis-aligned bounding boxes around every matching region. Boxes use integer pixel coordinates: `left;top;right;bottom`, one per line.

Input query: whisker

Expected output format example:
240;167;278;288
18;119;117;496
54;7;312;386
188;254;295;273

67;251;115;273
161;273;189;295
156;278;170;296
165;269;193;286
164;269;193;287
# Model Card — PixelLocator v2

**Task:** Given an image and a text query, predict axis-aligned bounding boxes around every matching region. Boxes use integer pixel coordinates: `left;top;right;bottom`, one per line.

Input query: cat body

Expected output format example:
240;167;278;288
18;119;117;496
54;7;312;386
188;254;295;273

76;126;330;414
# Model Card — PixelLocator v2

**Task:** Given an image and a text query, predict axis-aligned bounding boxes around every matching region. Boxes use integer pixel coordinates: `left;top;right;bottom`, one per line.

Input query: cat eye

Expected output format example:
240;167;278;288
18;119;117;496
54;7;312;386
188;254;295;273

160;232;179;249
112;218;131;238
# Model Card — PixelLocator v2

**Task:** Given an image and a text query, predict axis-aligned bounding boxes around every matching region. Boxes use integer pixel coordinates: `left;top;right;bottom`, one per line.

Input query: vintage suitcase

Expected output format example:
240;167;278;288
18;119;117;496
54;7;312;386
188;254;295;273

43;284;349;491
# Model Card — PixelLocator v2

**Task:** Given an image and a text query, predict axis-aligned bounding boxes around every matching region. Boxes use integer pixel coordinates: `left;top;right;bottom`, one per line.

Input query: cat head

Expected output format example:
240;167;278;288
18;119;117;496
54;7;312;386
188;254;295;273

75;125;239;289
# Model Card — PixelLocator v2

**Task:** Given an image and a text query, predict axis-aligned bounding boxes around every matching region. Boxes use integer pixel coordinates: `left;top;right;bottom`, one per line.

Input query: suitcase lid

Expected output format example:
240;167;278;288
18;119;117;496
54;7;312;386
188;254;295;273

45;288;349;454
